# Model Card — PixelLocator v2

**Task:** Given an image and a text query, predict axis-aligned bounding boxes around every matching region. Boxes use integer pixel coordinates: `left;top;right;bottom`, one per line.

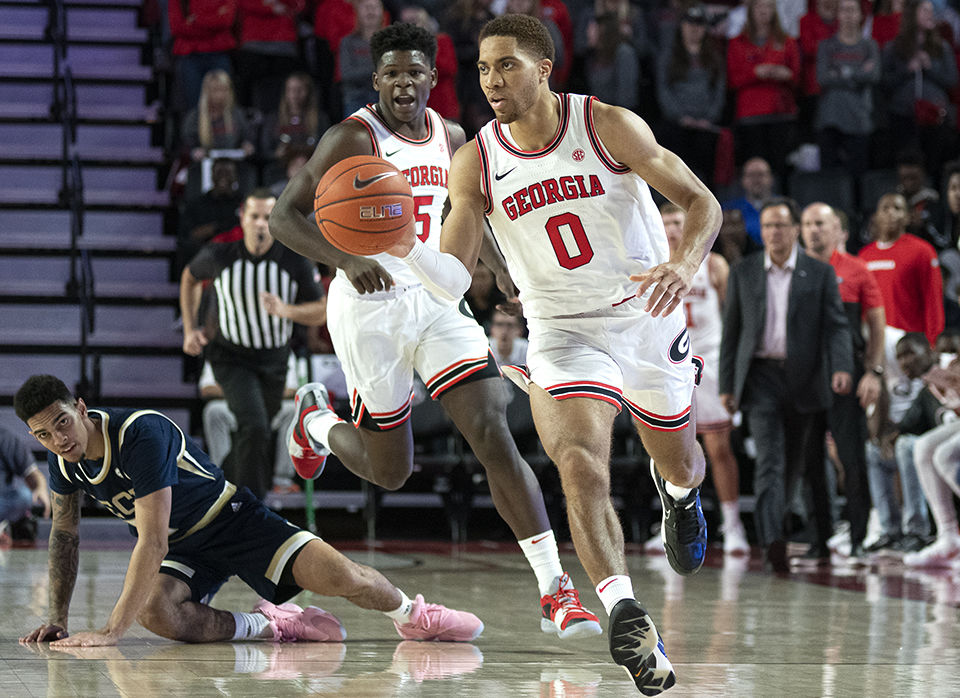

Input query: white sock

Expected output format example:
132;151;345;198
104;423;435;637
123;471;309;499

232;644;268;673
721;501;742;530
231;611;271;640
595;575;636;616
303;410;343;453
383;589;414;625
518;530;565;595
664;481;693;501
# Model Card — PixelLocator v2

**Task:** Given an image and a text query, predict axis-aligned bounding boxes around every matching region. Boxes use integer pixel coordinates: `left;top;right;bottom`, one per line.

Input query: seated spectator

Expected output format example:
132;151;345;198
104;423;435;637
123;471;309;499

0;425;50;547
313;0;357;120
859;192;944;348
815;0;880;182
400;5;460;120
881;0;958;182
726;0;801;181
799;0;837;136
714;208;760;265
939;162;960;328
167;0;236;110
177;158;244;275
260;72;329;162
869;0;904;47
585;9;640;111
234;0;306;112
907;352;960;567
539;0;574;88
722;156;776;247
339;0;387;118
896;149;947;249
656;4;726;187
863;332;934;553
199;358;301;494
489;309;528;367
181;69;256;162
267;145;312;198
442;0;496;136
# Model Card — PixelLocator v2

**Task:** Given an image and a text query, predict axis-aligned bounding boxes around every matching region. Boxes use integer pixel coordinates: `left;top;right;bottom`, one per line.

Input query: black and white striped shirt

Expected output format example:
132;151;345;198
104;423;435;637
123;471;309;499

188;240;322;350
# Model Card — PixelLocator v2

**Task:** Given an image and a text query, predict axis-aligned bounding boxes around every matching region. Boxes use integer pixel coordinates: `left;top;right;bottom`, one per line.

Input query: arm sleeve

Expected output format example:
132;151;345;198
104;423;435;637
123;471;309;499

402;239;472;302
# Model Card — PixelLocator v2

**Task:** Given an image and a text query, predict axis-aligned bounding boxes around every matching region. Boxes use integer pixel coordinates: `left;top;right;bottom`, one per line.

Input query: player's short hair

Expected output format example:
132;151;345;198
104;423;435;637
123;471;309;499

479;14;555;63
659;202;683;216
244;187;276;206
759;196;801;224
371;22;437;68
14;375;74;423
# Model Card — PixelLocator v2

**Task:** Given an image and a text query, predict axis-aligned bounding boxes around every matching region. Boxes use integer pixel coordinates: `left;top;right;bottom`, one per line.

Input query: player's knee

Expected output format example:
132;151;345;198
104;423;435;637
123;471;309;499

371;466;413;491
553;445;609;493
137;600;178;640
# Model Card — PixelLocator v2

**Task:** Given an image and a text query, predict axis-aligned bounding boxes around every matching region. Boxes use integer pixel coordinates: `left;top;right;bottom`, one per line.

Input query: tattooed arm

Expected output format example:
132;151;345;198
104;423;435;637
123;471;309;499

19;490;81;643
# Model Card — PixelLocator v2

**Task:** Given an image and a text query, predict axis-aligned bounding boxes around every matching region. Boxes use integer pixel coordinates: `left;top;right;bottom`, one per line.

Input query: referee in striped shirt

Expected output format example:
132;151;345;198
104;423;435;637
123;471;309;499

180;188;325;498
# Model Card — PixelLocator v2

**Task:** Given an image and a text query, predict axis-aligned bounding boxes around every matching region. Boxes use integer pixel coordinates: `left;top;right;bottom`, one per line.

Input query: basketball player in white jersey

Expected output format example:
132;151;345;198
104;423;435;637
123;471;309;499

269;23;601;641
660;203;748;556
385;15;722;695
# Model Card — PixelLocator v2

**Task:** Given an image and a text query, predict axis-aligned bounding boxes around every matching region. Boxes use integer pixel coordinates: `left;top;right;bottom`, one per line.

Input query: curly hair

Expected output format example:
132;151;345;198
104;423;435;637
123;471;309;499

370;22;438;68
14;375;74;423
479;13;555;63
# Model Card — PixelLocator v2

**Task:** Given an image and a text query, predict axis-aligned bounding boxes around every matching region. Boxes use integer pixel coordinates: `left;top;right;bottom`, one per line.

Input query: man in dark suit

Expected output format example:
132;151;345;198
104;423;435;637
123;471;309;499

719;198;854;571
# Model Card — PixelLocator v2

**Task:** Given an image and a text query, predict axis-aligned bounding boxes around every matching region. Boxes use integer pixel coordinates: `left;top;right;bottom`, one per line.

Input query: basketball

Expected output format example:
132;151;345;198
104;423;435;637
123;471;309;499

313;155;415;256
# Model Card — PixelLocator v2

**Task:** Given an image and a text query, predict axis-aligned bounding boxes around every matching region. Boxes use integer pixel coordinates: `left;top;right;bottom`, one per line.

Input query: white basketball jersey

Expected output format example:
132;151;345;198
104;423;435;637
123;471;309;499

684;257;722;362
337;105;452;296
477;93;669;318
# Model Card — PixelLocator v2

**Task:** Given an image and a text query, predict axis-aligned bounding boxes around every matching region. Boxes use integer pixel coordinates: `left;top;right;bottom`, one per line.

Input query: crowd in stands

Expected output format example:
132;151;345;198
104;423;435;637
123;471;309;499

140;0;960;568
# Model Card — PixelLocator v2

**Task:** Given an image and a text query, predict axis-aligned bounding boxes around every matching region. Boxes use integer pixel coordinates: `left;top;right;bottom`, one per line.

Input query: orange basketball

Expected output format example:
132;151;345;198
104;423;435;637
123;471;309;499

313;155;414;256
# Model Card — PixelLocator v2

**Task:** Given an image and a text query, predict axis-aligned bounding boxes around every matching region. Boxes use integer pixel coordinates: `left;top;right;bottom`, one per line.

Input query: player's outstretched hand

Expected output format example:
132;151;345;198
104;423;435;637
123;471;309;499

49;629;121;647
630;260;697;317
20;624;68;644
342;256;394;294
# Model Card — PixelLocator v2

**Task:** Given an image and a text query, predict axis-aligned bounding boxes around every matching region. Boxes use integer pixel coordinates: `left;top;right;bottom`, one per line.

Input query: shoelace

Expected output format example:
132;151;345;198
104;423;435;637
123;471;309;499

553;575;585;610
674;498;703;544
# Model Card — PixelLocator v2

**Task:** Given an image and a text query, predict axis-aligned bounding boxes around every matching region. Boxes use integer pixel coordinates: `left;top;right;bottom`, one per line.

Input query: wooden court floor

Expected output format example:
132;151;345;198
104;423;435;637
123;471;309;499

2;522;959;697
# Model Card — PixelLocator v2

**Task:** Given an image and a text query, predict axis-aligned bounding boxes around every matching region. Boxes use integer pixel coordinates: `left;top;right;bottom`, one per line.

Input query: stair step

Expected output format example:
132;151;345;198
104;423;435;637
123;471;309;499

0;23;147;44
0;278;178;301
0;61;151;82
0;208;163;234
0;255;171;283
0;187;169;209
0;231;174;255
0;122;155;150
0;101;159;124
0;164;159;191
0;144;164;165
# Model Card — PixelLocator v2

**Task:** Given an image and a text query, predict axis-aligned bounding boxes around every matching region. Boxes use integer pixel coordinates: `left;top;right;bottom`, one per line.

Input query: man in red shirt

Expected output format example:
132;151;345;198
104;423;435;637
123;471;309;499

802;202;885;558
858;192;944;348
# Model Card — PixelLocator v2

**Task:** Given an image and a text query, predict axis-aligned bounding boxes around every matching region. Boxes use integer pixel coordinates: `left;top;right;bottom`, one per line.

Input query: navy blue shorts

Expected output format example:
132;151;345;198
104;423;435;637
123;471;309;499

159;487;319;604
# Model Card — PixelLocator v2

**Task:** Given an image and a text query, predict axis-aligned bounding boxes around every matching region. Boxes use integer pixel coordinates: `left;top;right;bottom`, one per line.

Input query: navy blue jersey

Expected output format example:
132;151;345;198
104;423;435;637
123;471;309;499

46;408;234;542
